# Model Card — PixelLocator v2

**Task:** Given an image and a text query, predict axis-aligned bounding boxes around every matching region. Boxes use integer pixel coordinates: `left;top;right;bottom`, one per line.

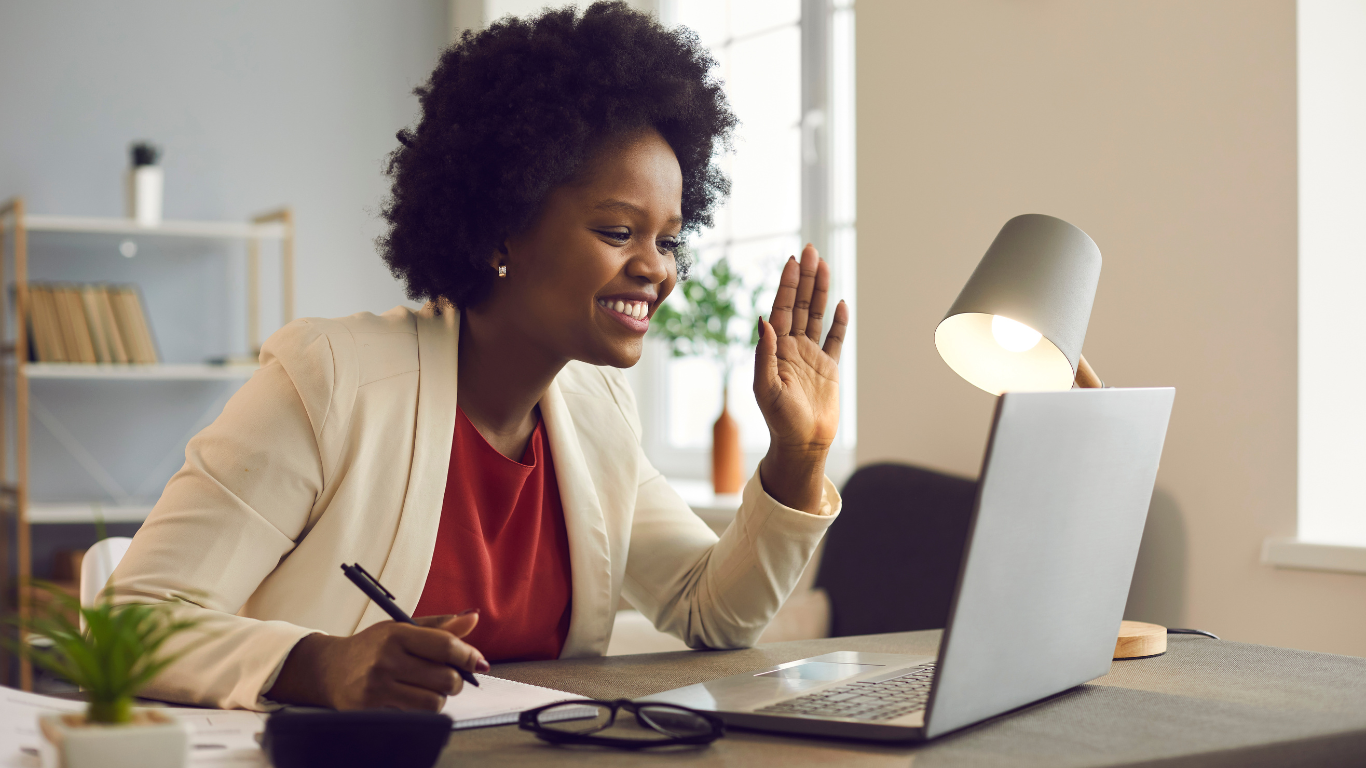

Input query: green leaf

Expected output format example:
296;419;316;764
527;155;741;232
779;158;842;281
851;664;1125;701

5;579;215;712
649;256;772;368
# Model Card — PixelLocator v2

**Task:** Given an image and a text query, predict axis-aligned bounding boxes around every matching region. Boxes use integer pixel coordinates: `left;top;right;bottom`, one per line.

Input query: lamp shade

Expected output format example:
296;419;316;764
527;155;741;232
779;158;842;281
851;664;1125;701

935;214;1101;395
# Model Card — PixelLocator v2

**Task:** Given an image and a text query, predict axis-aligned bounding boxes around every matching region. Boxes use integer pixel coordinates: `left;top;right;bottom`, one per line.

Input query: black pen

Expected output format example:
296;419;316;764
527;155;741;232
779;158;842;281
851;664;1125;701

340;562;480;687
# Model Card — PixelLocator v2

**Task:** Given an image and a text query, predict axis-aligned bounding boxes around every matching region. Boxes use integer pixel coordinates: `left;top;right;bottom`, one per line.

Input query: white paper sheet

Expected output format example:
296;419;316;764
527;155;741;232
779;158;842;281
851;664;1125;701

441;675;578;729
0;687;267;767
0;676;578;766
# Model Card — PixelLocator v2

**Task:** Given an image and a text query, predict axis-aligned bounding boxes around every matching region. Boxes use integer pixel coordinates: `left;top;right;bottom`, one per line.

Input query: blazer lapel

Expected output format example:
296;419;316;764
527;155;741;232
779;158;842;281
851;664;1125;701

357;303;460;630
541;379;614;657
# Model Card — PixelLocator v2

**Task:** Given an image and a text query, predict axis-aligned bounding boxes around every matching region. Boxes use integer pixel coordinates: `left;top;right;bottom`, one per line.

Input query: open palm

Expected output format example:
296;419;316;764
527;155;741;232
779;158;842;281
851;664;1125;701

754;244;849;459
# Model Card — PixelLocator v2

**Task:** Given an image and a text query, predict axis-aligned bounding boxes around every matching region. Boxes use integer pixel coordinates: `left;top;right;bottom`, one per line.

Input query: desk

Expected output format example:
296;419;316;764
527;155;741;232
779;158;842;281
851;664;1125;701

443;631;1366;768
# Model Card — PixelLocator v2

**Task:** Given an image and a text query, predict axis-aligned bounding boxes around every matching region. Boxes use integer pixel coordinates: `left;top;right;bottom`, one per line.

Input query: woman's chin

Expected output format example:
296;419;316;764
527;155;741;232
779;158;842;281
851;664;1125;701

582;337;644;369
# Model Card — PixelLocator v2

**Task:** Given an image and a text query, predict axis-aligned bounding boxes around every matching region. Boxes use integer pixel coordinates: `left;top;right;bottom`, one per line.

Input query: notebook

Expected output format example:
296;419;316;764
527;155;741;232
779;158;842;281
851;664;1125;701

441;675;578;729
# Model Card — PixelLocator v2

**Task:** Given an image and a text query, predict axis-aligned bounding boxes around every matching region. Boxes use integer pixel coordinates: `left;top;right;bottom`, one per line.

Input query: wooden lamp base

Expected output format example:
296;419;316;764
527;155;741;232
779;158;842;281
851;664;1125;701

1114;620;1167;659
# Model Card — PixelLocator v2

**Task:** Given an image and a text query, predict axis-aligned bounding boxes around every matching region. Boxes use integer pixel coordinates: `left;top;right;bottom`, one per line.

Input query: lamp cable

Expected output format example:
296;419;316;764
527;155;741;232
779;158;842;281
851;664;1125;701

1166;628;1220;640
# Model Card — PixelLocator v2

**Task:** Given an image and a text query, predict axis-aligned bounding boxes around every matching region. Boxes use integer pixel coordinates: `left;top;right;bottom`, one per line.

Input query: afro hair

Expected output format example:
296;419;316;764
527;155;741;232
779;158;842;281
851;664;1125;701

378;1;737;309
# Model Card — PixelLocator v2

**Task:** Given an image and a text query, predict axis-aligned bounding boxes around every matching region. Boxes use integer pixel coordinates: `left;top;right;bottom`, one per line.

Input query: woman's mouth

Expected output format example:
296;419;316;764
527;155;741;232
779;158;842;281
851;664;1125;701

597;298;651;332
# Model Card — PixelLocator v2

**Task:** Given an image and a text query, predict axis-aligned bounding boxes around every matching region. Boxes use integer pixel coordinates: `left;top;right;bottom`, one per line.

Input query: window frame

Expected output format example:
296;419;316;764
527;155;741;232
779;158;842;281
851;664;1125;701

630;0;856;486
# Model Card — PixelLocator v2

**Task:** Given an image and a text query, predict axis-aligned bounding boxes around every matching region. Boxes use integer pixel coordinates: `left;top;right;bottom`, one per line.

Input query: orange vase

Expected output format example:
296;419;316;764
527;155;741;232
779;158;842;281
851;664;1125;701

712;390;743;495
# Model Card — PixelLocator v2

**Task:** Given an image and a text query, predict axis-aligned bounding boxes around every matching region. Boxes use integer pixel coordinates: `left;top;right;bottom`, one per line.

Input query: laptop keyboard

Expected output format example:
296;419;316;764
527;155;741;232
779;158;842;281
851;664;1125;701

755;663;936;722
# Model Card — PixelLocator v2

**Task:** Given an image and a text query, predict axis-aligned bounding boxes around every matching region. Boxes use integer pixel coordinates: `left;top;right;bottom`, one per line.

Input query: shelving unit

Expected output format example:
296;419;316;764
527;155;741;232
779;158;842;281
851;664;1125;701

0;197;294;690
24;363;259;380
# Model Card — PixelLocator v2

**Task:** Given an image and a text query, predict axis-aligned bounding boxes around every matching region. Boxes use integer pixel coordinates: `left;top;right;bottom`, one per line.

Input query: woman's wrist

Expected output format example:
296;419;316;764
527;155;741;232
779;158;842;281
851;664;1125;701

758;444;829;515
267;632;337;708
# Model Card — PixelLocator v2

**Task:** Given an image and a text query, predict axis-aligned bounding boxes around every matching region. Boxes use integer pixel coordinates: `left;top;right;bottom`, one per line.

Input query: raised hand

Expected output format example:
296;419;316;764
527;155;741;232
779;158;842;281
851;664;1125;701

753;244;849;514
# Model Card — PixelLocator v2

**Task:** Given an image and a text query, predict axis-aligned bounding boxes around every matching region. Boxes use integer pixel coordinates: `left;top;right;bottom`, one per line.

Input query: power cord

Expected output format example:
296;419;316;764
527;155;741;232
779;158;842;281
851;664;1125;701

1167;628;1219;640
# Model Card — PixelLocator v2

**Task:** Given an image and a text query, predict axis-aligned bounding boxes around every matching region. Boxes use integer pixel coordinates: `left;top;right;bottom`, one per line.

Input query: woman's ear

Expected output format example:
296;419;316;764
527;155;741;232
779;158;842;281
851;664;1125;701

485;240;510;279
485;241;508;269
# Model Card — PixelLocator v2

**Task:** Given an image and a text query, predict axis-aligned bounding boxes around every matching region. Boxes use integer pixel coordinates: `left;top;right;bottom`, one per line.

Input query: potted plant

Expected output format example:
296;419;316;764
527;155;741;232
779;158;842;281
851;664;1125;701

7;583;209;768
651;257;766;494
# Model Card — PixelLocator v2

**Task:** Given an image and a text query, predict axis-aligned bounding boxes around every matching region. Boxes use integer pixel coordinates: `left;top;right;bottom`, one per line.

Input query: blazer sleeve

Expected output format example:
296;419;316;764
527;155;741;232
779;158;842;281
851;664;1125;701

109;320;336;710
612;373;841;650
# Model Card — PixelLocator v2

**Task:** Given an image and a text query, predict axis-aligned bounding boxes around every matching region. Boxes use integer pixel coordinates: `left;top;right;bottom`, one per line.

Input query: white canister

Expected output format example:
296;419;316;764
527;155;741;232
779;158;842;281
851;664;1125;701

127;165;163;226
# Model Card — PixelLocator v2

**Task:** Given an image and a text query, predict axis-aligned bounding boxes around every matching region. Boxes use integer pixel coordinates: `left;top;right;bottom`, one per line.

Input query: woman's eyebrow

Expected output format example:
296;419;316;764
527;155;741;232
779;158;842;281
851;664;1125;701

593;199;684;226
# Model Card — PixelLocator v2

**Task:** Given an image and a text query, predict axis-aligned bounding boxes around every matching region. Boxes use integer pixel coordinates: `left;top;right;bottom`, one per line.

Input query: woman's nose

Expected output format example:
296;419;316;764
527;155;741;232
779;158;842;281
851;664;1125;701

625;242;671;284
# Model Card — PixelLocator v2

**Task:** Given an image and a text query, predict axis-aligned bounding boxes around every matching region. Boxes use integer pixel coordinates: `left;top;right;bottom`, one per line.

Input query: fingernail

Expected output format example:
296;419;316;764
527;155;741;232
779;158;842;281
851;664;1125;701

457;608;480;616
475;659;491;673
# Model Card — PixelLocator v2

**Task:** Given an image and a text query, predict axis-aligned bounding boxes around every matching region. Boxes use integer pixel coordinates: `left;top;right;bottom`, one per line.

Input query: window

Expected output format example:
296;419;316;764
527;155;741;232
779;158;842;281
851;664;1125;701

629;0;856;483
1263;0;1366;573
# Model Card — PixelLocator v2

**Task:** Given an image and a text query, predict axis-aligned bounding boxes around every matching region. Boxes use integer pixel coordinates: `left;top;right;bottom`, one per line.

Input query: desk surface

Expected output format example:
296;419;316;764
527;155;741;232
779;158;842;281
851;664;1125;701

444;631;1366;768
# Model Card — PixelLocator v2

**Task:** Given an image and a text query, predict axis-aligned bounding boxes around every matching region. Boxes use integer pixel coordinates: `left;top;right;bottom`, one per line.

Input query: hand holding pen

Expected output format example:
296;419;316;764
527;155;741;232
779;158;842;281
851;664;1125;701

266;570;489;711
342;563;484;688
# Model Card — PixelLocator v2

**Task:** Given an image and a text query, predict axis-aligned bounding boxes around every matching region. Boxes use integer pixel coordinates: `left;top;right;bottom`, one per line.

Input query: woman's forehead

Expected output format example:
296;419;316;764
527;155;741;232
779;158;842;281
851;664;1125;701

577;132;682;203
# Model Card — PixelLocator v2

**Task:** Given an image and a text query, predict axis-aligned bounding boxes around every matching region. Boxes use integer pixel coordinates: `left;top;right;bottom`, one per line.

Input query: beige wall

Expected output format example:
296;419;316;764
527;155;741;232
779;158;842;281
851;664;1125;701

856;0;1366;656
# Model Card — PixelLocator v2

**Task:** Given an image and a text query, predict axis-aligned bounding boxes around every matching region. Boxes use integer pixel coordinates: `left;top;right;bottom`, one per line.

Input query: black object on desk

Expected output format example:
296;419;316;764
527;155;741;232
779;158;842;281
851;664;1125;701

340;562;480;687
263;710;452;768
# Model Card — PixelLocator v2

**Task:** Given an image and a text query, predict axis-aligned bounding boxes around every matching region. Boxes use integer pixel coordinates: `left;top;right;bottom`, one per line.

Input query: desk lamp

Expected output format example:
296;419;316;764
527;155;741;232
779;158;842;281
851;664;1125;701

935;214;1104;393
935;213;1169;659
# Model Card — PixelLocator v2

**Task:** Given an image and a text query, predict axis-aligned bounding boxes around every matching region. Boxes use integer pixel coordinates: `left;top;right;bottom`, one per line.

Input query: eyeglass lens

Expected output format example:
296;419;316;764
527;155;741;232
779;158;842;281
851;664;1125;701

537;703;614;734
635;705;716;738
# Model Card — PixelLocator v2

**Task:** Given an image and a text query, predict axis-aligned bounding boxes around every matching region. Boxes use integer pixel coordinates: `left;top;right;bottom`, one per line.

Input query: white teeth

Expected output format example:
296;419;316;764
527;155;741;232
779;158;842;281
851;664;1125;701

597;299;648;320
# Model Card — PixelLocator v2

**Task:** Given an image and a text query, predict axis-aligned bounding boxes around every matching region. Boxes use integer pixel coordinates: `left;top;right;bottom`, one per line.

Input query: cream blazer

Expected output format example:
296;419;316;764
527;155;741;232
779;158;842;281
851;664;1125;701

112;304;840;710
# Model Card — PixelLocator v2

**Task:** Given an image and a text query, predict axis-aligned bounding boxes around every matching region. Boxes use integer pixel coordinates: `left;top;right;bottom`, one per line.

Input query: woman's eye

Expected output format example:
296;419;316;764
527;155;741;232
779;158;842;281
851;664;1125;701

595;229;631;243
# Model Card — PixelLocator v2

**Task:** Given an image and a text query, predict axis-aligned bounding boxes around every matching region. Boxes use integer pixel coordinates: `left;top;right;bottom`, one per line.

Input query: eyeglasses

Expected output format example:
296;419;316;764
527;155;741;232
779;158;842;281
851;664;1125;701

518;699;725;749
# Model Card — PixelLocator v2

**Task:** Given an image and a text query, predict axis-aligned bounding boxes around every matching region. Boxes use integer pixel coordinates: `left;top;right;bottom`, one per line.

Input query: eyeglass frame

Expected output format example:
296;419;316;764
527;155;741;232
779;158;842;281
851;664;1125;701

518;698;726;749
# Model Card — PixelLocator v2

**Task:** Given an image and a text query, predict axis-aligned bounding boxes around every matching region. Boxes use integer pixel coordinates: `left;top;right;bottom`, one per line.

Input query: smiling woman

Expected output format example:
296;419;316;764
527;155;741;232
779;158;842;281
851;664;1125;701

107;0;851;714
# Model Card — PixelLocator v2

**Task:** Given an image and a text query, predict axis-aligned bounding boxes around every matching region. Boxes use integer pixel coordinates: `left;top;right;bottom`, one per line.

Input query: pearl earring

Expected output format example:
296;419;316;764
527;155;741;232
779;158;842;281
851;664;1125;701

497;264;507;278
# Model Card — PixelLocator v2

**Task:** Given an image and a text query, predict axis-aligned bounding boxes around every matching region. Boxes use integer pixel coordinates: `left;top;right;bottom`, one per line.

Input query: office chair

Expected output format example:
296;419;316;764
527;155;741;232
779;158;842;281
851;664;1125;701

814;463;977;637
79;536;134;628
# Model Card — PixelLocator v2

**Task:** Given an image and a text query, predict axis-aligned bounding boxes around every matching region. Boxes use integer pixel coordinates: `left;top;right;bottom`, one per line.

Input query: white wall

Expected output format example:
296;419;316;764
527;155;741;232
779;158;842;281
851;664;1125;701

1298;0;1366;547
449;0;659;43
0;0;446;322
0;1;448;571
858;0;1366;657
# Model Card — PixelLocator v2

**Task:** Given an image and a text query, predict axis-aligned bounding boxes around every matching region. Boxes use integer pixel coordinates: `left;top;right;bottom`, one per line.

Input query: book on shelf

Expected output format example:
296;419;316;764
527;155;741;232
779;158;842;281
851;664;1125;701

23;282;159;364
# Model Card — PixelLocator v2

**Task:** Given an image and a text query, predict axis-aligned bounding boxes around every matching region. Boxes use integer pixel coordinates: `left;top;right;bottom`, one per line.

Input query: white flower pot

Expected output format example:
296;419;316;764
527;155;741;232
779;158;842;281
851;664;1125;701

38;710;189;768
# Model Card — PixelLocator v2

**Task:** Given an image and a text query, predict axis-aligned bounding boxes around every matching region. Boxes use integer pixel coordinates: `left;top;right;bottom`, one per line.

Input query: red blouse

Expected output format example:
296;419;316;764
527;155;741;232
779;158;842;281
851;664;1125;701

413;407;573;662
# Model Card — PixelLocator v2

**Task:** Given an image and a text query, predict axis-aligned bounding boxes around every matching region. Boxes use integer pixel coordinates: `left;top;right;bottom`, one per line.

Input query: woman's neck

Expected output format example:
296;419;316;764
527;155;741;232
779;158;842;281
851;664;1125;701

456;307;566;460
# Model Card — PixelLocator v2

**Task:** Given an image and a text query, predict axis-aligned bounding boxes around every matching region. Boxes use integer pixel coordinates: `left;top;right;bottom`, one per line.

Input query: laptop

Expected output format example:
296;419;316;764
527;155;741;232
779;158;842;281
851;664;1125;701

640;387;1175;742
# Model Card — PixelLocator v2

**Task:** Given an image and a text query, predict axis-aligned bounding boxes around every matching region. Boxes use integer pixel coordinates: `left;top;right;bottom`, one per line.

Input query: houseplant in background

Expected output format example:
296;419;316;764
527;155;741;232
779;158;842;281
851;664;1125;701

651;257;766;494
6;584;210;768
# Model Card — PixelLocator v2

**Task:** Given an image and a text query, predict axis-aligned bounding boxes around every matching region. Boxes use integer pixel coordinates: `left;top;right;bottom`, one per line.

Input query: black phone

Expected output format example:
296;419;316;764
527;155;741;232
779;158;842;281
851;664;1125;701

262;710;452;768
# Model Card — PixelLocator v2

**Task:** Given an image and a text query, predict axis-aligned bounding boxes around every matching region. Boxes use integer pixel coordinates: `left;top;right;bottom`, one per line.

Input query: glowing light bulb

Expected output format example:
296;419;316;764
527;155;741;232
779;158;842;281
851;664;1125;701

991;315;1042;353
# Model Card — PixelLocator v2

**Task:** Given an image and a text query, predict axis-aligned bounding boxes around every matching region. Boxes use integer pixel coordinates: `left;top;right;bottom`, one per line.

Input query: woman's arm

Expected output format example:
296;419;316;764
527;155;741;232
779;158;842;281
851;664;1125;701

753;245;850;514
617;245;848;648
110;349;330;709
623;461;839;650
112;320;485;711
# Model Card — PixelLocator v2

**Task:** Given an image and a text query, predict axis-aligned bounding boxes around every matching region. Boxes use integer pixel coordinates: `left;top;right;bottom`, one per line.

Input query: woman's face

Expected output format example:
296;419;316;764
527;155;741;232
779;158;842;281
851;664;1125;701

483;128;682;369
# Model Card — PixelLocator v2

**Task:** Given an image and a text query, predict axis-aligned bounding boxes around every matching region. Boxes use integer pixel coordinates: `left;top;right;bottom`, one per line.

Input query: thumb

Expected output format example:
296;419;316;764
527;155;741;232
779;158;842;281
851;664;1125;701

753;317;780;399
414;609;480;637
